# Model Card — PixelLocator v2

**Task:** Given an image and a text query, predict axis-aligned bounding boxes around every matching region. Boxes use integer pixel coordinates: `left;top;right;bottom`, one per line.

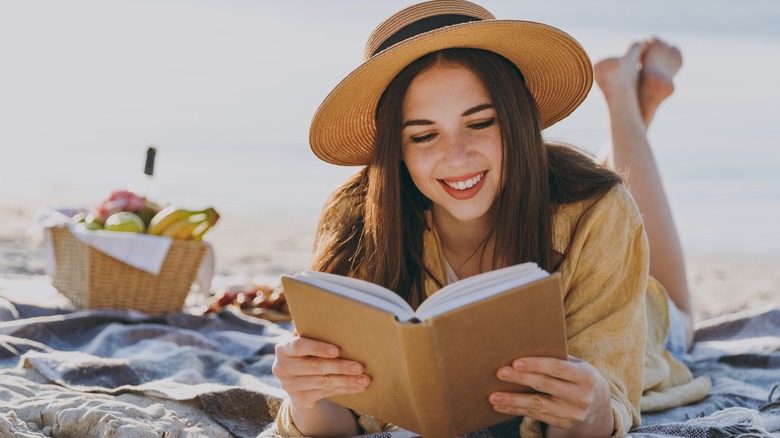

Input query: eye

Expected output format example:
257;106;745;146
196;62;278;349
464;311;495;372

469;118;495;130
410;132;438;143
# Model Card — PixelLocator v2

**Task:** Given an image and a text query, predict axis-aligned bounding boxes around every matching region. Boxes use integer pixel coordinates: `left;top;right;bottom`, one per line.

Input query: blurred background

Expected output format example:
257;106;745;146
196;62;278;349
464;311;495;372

1;0;779;256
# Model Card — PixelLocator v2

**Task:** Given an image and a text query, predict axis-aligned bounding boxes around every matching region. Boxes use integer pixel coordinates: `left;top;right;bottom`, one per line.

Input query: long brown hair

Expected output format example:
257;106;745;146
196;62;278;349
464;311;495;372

311;48;621;307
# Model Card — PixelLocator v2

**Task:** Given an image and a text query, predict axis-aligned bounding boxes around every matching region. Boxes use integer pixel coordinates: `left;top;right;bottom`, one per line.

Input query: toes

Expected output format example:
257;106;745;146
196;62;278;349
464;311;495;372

626;41;647;63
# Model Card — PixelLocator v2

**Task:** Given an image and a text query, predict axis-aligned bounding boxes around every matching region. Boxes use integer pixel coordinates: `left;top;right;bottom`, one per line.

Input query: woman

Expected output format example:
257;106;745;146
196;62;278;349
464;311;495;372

270;1;710;436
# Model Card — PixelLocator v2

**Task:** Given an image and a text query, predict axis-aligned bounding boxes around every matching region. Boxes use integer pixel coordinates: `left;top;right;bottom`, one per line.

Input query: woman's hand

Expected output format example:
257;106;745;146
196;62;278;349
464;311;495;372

490;356;614;437
272;336;371;436
272;336;371;409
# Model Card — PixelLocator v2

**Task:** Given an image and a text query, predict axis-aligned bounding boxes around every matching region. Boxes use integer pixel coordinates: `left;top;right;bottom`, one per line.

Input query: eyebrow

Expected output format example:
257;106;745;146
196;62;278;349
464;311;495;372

462;103;494;117
401;103;494;129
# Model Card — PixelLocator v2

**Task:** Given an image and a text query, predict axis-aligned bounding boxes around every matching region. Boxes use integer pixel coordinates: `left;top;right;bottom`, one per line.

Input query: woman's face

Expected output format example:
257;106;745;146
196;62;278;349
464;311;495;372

401;63;503;225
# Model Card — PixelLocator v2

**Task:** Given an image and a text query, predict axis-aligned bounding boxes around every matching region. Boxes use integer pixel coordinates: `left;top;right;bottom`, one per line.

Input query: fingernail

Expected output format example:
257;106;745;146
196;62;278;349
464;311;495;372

327;346;338;356
357;376;369;385
498;368;512;379
349;363;361;373
490;394;504;403
513;359;526;370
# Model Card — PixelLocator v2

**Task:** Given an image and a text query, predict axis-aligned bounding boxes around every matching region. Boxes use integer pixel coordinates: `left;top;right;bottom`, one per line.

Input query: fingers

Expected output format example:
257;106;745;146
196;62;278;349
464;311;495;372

496;364;581;399
490;393;582;429
274;337;365;377
284;373;371;392
272;336;372;408
498;357;598;405
276;336;341;359
275;365;371;409
283;372;371;408
280;355;365;378
490;356;606;427
505;356;594;386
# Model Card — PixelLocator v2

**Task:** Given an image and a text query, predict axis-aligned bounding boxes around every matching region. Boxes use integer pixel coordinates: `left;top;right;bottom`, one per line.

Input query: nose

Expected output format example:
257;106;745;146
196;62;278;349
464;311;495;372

442;131;471;163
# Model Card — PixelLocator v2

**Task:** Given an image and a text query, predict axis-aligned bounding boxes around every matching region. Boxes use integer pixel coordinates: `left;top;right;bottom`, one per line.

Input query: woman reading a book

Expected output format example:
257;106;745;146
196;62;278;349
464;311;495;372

270;1;710;436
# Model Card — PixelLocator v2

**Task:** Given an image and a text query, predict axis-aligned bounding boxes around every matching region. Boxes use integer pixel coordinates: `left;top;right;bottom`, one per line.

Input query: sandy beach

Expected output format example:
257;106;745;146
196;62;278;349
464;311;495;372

2;200;778;325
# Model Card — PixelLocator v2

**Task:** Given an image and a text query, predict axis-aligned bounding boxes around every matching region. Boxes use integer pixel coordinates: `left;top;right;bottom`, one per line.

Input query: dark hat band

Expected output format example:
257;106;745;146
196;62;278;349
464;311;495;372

371;14;482;57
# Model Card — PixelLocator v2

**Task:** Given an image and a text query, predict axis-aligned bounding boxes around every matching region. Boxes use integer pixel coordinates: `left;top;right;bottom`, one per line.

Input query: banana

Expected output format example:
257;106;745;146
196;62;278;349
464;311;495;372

190;220;213;241
147;206;200;235
190;207;219;240
147;206;220;238
160;213;209;239
190;207;220;240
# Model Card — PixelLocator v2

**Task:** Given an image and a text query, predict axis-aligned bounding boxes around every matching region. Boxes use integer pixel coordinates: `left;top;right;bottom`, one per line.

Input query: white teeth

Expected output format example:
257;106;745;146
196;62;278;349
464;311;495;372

444;172;483;190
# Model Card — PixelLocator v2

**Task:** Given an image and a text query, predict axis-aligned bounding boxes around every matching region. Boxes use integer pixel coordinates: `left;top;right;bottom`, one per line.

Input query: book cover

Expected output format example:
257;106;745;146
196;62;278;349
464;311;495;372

281;268;567;437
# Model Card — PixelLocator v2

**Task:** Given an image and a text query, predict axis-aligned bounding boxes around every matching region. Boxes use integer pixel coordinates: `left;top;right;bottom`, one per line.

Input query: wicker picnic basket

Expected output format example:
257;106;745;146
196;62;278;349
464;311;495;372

49;226;208;315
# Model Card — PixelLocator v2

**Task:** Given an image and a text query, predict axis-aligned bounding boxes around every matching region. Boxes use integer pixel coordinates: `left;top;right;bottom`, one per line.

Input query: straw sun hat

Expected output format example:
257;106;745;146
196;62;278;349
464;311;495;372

309;0;593;166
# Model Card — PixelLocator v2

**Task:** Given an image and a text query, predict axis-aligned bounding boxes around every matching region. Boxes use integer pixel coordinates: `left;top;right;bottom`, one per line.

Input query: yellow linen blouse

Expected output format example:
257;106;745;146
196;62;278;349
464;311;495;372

269;184;710;438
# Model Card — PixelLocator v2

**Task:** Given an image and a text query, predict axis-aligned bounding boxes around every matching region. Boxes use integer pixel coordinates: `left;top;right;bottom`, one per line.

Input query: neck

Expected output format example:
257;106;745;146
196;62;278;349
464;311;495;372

432;206;495;278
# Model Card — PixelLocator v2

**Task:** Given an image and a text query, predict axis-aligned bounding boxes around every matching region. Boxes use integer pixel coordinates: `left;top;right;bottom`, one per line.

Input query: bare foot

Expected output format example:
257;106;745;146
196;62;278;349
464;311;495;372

639;38;683;126
594;41;646;117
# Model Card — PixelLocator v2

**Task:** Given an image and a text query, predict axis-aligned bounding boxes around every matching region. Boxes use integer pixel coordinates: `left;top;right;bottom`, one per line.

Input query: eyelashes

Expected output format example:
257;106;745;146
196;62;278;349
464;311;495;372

469;118;495;130
411;133;437;143
409;118;496;144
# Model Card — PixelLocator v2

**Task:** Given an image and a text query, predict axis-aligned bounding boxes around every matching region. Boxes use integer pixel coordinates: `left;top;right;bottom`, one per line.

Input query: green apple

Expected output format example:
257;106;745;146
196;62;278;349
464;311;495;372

104;212;146;233
83;214;103;230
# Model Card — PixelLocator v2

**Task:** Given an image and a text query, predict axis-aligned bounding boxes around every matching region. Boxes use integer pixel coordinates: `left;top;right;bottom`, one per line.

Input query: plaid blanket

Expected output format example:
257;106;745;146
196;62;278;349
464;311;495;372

0;279;778;437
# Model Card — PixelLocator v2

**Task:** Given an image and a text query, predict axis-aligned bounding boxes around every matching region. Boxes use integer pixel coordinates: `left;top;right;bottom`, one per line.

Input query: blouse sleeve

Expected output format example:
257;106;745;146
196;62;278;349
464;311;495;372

521;185;648;437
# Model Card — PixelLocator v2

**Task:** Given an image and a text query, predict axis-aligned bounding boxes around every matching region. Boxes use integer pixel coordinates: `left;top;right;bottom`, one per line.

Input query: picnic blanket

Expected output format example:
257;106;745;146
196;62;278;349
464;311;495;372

0;278;778;437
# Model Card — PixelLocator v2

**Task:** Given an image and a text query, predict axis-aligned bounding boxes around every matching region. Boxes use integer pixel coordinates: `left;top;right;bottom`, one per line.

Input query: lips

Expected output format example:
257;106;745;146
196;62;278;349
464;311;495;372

442;171;484;190
438;171;487;200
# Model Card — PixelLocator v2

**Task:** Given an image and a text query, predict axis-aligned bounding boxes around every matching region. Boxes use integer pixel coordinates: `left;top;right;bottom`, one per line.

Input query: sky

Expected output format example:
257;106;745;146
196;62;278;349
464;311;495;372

1;0;776;151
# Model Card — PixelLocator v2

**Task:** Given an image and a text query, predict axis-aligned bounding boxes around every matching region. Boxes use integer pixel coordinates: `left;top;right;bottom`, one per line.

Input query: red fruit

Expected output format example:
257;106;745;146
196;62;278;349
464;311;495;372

236;293;256;309
215;291;236;307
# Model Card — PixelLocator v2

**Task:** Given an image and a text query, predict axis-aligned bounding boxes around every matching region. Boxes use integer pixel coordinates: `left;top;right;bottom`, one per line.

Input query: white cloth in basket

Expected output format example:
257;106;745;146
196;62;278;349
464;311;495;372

27;207;213;295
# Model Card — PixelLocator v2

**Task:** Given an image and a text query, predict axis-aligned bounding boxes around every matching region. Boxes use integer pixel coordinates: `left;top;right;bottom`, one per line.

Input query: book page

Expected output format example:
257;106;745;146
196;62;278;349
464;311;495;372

295;270;416;321
423;262;540;305
416;262;548;320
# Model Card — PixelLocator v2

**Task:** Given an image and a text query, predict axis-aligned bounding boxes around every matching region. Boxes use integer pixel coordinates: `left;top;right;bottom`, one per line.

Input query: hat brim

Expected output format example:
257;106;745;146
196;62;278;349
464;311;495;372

310;19;593;166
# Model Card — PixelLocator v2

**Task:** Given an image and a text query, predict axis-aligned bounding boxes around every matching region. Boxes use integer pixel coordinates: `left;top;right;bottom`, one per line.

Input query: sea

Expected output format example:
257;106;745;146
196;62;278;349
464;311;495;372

1;0;778;256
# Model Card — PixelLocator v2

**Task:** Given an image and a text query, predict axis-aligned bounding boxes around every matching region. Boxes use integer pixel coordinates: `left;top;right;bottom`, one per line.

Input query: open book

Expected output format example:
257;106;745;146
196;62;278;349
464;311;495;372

281;262;567;438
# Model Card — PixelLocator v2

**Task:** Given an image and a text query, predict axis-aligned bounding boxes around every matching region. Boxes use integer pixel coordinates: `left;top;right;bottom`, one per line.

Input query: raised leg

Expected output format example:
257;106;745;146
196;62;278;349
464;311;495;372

594;38;693;349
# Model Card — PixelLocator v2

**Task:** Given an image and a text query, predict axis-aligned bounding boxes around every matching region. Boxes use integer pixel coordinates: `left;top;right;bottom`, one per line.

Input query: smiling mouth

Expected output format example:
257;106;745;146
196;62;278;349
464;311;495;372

440;171;485;191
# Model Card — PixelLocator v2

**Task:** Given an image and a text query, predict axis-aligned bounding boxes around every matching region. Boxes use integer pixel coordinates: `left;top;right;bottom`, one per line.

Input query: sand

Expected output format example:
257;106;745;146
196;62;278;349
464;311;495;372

1;201;778;324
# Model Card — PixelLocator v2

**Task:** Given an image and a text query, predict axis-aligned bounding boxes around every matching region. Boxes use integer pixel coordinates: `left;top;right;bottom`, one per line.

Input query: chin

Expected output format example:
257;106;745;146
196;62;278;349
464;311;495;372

439;204;493;224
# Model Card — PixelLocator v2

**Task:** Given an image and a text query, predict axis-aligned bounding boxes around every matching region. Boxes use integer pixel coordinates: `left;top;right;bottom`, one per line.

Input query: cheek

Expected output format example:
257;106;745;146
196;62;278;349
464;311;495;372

487;133;504;173
401;148;433;188
490;130;503;155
